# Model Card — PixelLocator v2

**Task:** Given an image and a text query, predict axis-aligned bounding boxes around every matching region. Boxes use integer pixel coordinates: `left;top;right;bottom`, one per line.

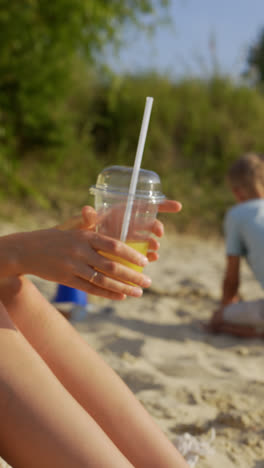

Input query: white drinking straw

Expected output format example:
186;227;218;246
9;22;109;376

120;96;154;242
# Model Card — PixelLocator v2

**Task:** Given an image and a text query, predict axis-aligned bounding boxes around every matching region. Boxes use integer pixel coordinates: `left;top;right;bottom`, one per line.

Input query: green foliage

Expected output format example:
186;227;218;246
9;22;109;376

0;0;169;158
13;70;264;233
85;73;264;178
2;0;264;233
245;27;264;85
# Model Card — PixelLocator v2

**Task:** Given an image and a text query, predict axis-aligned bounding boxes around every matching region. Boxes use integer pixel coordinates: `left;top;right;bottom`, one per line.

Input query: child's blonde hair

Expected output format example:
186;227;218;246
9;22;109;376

228;153;264;197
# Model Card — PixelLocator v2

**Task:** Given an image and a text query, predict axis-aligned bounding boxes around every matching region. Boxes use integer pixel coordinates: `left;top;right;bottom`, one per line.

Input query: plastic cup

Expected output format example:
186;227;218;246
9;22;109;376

89;165;166;272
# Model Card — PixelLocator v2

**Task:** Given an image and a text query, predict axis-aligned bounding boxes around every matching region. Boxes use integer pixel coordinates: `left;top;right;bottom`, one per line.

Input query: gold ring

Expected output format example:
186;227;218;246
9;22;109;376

90;270;98;284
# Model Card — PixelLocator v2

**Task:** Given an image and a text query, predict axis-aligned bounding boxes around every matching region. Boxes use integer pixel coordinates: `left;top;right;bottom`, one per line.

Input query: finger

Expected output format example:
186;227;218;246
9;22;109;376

56;206;97;232
81;205;97;229
66;277;127;301
82;248;151;289
147;237;160;251
127;237;158;251
151;219;164;237
76;266;144;298
158;200;182;213
147;251;159;262
86;232;149;268
56;215;83;231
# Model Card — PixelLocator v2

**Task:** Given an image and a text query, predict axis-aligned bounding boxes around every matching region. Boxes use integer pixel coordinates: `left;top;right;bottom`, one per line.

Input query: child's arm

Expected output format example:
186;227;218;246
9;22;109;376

221;255;240;306
209;255;240;329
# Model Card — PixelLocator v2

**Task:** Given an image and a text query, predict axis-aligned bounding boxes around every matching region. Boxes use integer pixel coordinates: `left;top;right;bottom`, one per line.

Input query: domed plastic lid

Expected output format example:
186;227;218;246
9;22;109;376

90;165;165;203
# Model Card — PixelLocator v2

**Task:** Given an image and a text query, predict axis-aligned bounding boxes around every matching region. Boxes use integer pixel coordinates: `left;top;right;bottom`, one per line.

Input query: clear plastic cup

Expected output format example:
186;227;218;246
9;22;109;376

89;165;166;272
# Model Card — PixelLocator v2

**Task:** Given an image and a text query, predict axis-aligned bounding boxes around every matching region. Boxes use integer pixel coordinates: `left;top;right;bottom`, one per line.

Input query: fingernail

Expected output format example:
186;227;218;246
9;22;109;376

140;256;149;266
131;287;143;297
142;277;152;288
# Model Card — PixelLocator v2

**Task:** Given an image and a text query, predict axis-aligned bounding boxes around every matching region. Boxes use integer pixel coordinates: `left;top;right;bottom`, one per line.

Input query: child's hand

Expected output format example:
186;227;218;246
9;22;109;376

208;308;224;332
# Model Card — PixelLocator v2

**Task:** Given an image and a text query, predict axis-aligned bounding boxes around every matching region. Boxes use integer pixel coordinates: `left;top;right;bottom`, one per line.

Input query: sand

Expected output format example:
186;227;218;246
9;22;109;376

0;223;264;467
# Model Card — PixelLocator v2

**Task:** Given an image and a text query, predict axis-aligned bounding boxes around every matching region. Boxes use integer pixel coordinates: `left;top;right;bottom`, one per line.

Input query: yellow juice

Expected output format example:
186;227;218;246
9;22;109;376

99;241;148;273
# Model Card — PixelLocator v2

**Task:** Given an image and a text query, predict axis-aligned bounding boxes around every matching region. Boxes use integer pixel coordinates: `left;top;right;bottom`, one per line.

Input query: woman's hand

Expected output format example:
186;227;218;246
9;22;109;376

34;200;180;300
58;200;182;263
9;227;151;301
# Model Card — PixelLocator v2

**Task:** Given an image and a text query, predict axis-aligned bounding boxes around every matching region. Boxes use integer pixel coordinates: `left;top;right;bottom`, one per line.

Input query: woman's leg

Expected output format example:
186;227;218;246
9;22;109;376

0;277;188;468
0;299;133;468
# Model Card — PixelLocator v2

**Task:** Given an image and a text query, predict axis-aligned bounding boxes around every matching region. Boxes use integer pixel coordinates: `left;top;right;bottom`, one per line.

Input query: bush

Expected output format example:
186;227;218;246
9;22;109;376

3;69;264;234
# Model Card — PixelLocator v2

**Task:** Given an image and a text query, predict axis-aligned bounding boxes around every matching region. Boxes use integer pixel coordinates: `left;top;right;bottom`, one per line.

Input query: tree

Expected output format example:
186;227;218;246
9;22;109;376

0;0;170;156
245;27;264;85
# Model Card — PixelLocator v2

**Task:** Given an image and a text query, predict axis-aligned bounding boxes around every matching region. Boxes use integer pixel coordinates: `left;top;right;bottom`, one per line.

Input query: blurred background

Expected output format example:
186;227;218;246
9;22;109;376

1;0;264;234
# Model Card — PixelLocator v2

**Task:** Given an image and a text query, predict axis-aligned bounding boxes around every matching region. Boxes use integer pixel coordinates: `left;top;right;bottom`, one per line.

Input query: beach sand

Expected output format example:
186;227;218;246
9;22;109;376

0;224;264;467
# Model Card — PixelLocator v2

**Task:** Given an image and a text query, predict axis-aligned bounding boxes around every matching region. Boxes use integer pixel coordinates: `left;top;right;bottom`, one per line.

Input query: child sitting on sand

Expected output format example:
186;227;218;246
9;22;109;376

210;152;264;337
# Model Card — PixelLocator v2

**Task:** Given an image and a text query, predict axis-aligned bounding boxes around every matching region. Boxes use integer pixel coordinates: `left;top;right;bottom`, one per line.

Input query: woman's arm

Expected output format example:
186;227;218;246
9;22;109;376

0;228;151;300
0;200;182;300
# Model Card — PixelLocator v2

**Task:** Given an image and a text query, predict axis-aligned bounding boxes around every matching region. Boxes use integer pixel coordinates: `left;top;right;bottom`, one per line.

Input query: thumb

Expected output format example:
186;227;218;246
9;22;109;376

56;206;97;231
81;205;97;229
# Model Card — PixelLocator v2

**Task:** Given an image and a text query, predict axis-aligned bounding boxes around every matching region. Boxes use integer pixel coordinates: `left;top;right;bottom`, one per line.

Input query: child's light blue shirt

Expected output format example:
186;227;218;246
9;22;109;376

224;199;264;288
